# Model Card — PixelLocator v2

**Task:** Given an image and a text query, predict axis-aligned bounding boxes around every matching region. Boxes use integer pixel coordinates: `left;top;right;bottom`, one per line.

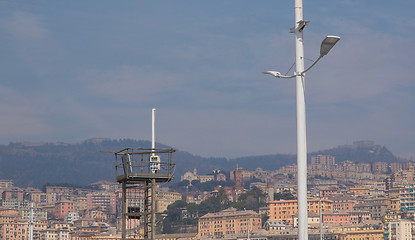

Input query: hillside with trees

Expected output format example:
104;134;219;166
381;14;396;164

0;139;403;188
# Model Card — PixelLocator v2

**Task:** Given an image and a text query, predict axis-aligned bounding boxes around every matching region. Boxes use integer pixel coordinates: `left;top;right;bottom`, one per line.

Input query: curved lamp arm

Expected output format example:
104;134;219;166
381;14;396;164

302;55;323;75
263;36;340;78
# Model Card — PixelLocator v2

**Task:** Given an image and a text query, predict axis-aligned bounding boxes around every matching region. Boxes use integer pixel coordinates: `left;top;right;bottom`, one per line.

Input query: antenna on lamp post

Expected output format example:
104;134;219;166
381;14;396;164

152;108;156;156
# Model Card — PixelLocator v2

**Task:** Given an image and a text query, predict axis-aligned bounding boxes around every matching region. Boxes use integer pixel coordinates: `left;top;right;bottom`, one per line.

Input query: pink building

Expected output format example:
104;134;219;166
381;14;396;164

2;187;24;201
55;200;75;220
323;211;350;225
86;192;116;215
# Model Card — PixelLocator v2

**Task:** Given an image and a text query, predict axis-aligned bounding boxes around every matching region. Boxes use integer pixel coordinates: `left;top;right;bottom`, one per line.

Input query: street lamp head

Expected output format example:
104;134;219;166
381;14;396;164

262;71;281;77
320;36;341;56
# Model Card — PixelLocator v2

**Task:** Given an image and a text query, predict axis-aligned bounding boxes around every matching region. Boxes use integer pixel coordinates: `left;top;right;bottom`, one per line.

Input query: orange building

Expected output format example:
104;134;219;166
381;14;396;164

0;221;28;240
198;207;261;238
0;215;17;224
55;200;75;220
268;198;333;224
349;186;370;197
323;211;350;225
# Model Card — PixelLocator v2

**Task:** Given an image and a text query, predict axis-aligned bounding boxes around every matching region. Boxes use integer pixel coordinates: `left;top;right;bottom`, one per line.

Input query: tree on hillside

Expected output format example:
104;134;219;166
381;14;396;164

165;200;187;221
198;188;230;216
233;187;267;212
274;190;295;200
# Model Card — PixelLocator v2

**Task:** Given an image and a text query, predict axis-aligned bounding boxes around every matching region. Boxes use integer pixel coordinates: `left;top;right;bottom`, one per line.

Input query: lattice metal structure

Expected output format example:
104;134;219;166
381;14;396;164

103;147;175;240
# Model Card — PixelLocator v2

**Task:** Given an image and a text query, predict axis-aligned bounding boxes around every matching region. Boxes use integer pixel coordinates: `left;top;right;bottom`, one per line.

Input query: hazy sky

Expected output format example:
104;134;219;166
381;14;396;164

1;1;414;158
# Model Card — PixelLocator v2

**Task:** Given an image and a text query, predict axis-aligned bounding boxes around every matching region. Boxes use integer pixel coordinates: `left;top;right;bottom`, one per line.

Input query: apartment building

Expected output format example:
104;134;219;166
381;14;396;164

0;180;14;189
46;186;73;202
55;200;75;220
333;223;384;240
86;191;116;215
348;186;370;197
372;162;388;174
0;221;28;240
29;191;48;204
329;196;357;212
310;155;335;172
156;190;182;213
198;207;261;238
74;196;87;212
39;228;70;240
268;198;333;224
353;202;388;220
1;199;30;209
399;184;415;211
390;162;403;173
323;211;350;225
384;219;413;240
293;212;320;228
19;207;48;221
348;211;371;224
382;212;402;223
2;187;24;201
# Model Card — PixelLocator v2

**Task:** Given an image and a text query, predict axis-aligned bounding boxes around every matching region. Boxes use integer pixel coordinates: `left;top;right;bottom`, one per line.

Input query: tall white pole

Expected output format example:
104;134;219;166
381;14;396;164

29;202;34;240
151;108;156;240
152;108;156;156
294;0;308;240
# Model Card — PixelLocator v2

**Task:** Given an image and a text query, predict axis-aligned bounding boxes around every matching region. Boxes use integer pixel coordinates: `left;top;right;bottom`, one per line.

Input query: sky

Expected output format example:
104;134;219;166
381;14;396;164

0;1;414;159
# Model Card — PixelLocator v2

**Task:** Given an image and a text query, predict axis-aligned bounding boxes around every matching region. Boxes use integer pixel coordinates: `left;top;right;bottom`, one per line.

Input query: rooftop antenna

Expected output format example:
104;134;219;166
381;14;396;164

150;108;160;173
152;108;156;156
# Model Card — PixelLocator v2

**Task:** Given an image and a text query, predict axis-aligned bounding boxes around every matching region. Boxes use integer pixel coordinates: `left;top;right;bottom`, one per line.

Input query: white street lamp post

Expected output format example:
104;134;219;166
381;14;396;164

263;1;340;240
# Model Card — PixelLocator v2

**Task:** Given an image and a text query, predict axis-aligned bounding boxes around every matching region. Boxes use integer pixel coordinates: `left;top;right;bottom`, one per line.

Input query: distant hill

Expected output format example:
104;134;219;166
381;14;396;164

312;140;400;164
0;139;403;188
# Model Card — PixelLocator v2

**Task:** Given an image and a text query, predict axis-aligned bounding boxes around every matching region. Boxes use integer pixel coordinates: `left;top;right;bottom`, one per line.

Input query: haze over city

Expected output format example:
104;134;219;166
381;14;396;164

1;1;414;158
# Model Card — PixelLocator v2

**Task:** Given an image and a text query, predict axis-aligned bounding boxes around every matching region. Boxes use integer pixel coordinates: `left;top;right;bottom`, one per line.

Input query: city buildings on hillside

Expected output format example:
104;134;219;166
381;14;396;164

1;152;415;239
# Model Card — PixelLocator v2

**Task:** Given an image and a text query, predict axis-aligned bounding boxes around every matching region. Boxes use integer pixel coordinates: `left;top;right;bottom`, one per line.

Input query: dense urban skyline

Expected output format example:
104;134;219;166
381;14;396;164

1;1;414;158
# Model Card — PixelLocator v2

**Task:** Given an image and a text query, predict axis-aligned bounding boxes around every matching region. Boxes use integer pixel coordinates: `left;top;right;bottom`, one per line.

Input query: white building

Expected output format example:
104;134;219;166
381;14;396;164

385;219;413;240
65;211;80;225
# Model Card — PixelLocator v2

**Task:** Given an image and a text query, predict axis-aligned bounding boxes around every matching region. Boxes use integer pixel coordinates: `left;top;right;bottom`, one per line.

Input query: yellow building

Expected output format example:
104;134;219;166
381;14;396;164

156;190;182;213
334;224;384;240
382;212;402;223
268;198;333;224
388;198;400;212
198;207;261;238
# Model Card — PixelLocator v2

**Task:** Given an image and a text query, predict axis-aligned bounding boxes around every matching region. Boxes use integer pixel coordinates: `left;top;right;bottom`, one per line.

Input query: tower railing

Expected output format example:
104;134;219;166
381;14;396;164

110;147;175;183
